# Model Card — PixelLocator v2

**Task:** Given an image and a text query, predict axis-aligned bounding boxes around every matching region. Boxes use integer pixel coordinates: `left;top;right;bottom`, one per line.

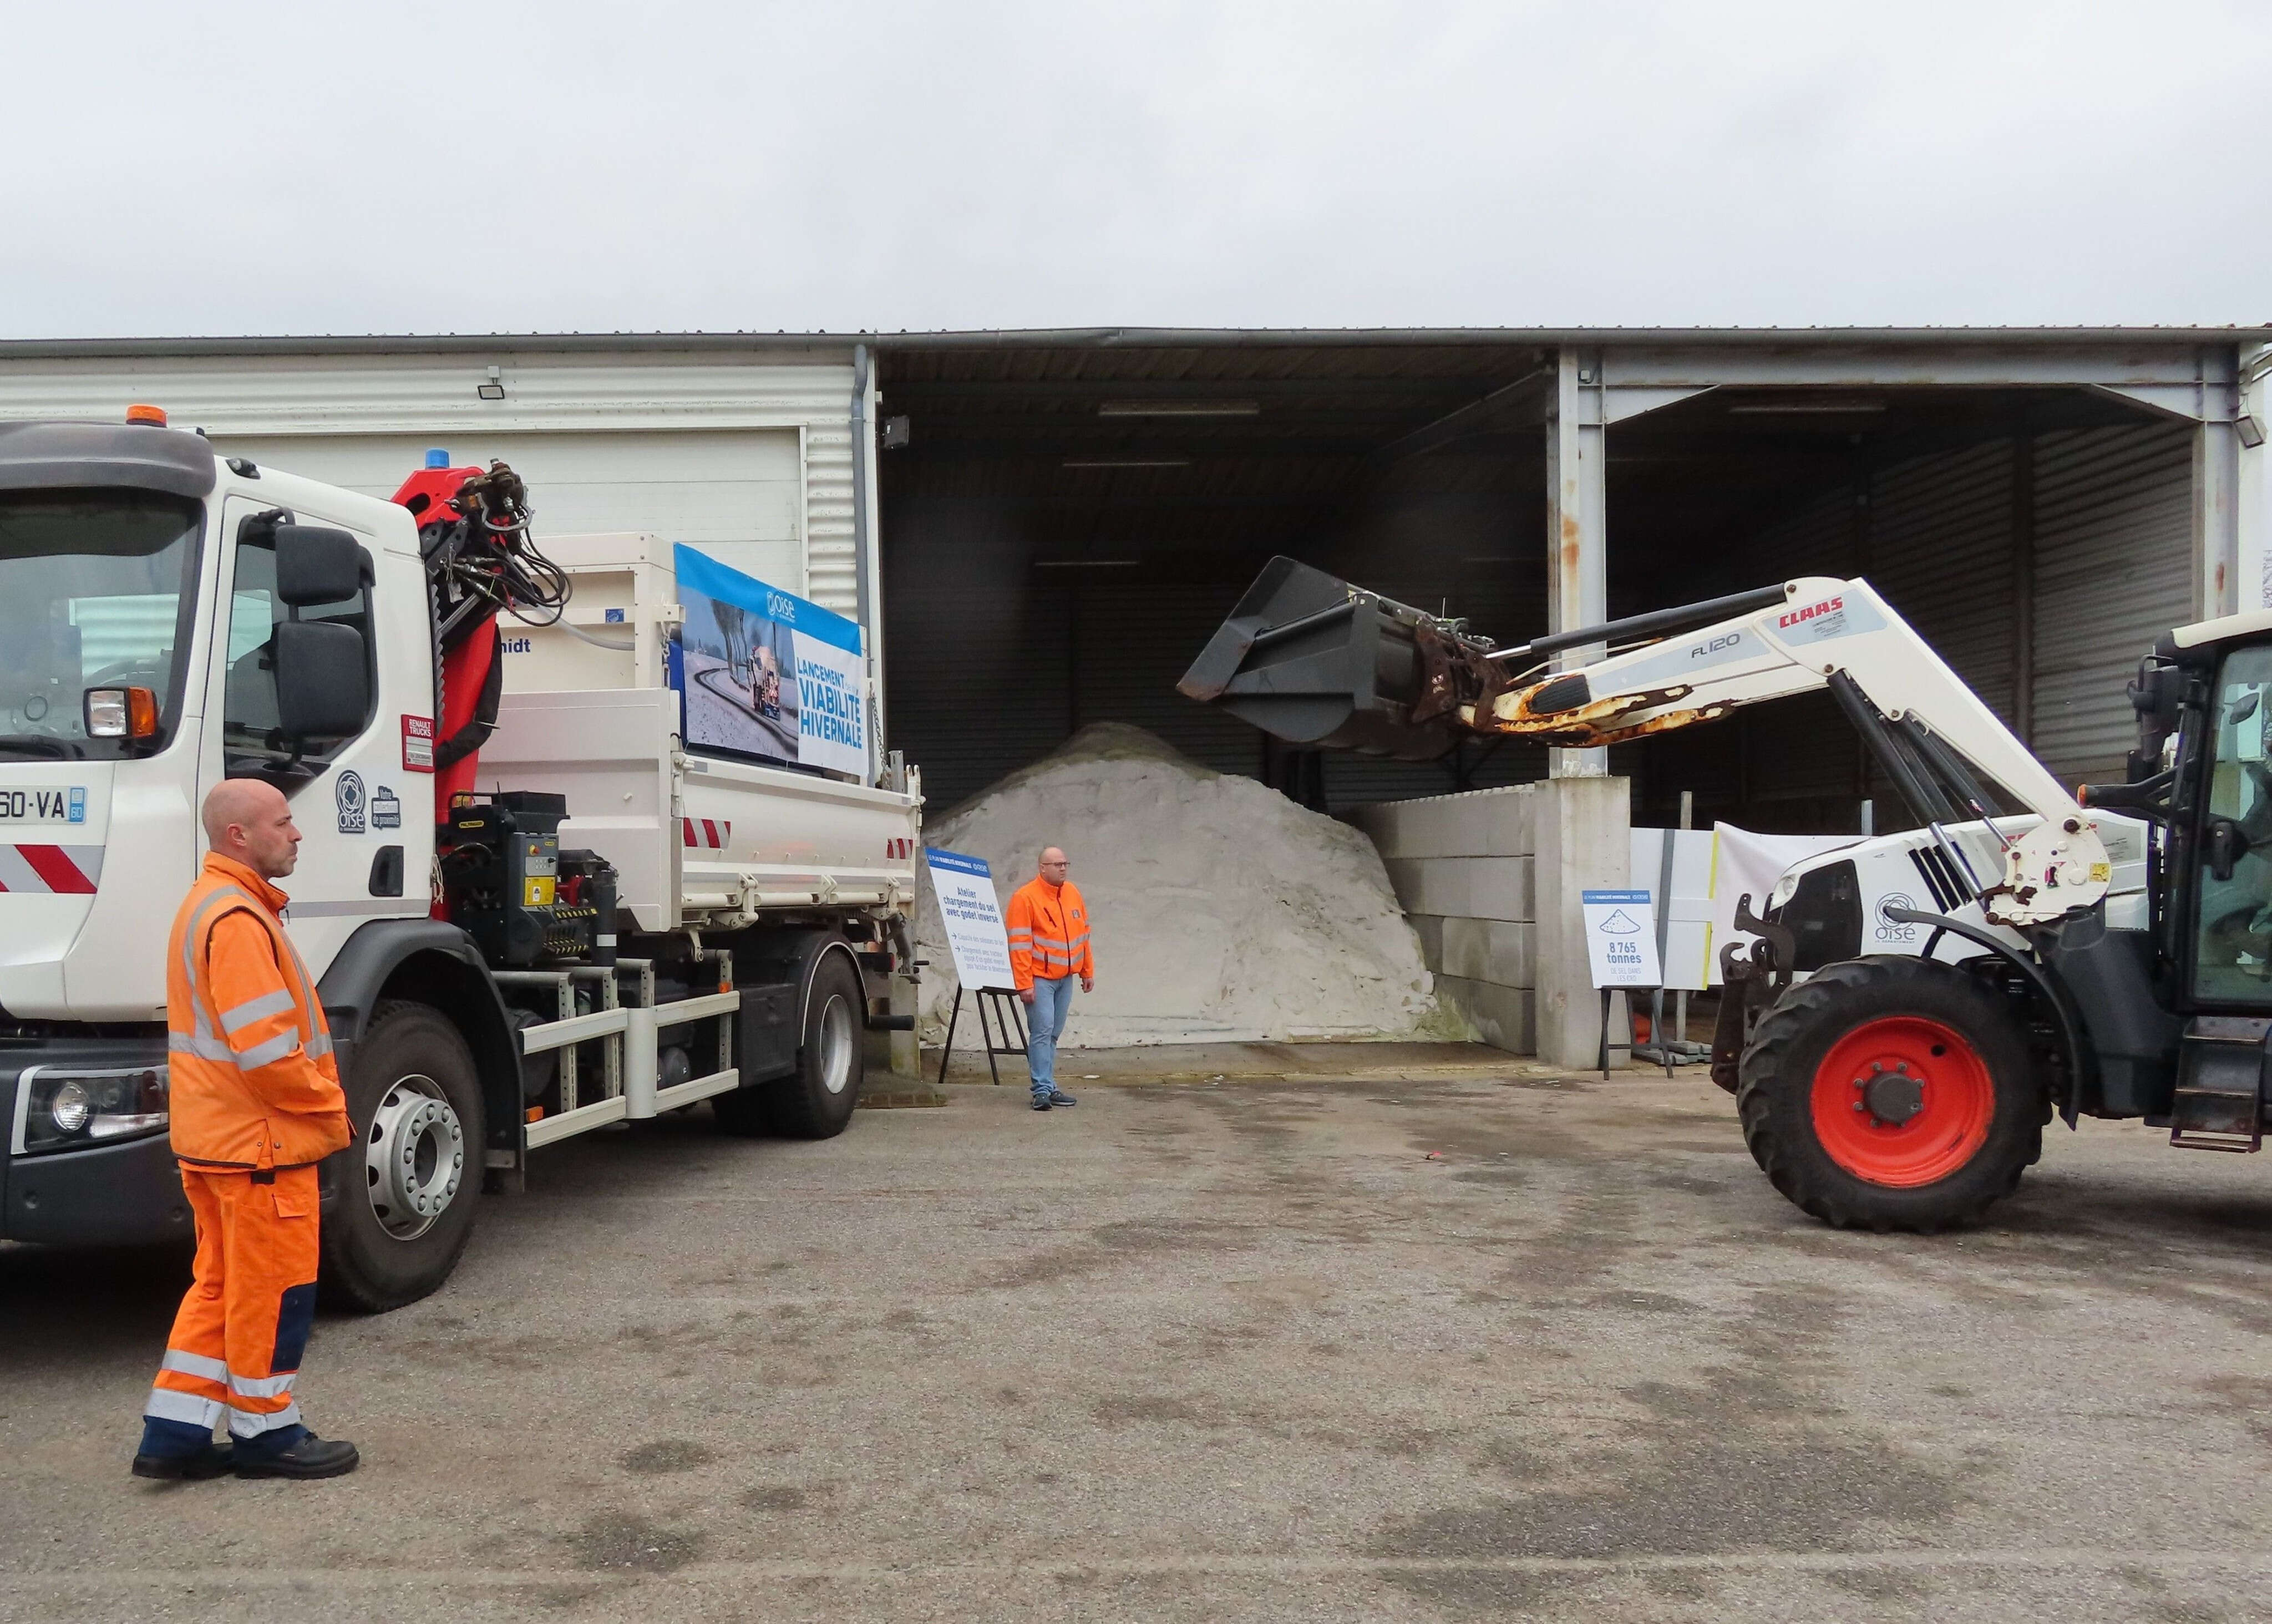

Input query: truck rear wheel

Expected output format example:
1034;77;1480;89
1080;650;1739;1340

714;950;863;1139
1736;957;2043;1232
321;1000;486;1311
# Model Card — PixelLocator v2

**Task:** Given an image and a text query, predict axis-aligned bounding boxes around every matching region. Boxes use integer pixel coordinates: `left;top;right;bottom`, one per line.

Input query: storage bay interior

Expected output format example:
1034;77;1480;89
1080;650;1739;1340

878;342;2195;833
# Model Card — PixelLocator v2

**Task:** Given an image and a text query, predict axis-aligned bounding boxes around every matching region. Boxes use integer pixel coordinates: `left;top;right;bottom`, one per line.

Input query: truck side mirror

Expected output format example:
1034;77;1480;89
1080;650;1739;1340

273;526;370;607
273;621;371;738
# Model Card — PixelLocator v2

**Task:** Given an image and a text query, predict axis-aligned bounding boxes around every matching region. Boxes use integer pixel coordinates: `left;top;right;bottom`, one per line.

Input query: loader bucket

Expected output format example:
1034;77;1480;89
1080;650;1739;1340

1178;556;1493;760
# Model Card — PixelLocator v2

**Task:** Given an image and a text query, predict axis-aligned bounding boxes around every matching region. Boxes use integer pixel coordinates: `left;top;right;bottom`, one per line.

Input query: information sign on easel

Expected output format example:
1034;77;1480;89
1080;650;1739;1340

924;848;1028;1085
1581;889;1662;1079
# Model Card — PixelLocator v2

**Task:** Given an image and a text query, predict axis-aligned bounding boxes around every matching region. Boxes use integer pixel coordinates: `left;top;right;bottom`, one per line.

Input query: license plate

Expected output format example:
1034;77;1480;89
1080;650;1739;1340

0;788;86;825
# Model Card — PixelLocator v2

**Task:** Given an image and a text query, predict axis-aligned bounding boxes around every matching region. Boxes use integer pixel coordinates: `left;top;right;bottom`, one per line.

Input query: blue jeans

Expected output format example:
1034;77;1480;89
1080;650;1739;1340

1025;975;1076;1095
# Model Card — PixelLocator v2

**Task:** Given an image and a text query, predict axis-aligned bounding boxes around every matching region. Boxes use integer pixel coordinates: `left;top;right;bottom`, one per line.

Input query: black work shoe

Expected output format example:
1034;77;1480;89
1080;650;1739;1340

235;1433;359;1480
1031;1093;1052;1110
1047;1090;1077;1107
131;1443;234;1481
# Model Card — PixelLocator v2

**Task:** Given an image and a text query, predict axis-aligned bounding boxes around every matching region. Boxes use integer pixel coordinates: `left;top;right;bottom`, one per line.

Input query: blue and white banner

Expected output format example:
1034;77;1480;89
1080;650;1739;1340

671;545;867;777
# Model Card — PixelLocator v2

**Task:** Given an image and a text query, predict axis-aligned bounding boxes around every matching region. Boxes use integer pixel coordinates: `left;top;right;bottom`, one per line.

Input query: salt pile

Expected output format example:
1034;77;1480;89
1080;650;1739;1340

915;723;1447;1048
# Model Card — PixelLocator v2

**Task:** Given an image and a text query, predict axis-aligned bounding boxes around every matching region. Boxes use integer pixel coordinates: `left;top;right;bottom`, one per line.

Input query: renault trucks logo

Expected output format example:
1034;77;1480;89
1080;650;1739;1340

1779;595;1844;630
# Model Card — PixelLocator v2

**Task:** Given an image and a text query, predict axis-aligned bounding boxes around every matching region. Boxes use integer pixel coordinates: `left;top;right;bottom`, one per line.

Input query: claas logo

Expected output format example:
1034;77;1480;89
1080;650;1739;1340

1778;596;1843;629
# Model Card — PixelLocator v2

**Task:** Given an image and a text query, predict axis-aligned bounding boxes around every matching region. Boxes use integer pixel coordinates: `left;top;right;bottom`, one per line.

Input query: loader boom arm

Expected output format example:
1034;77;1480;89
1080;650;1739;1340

1179;560;2113;928
1464;575;2108;926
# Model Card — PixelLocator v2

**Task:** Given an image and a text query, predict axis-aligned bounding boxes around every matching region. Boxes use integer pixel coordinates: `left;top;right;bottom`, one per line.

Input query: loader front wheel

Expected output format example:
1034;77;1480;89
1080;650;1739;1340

1737;957;2042;1232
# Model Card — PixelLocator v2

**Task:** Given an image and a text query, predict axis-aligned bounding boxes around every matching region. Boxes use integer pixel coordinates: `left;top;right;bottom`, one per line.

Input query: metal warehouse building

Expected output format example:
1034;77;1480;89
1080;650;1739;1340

1;327;2262;831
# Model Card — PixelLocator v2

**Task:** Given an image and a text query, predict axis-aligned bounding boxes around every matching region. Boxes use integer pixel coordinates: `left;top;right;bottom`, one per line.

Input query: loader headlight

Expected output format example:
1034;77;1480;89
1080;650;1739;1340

16;1065;168;1155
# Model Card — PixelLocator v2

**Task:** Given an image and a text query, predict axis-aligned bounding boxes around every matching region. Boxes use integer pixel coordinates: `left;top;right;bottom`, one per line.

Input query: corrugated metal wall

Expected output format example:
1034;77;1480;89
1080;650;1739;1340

1649;421;2198;828
801;421;861;613
2030;423;2195;784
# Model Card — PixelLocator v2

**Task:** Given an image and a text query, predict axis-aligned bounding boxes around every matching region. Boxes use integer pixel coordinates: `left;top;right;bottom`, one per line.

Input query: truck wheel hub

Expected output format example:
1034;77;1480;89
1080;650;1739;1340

366;1076;465;1241
1860;1063;1926;1126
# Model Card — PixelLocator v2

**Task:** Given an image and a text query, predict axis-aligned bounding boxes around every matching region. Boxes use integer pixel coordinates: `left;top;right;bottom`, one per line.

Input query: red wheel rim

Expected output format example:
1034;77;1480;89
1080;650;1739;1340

1809;1016;1994;1188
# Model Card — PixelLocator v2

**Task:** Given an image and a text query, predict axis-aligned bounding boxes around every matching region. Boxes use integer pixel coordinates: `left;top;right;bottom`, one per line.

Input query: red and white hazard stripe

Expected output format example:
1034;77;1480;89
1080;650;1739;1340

681;819;731;850
0;844;104;894
885;837;914;859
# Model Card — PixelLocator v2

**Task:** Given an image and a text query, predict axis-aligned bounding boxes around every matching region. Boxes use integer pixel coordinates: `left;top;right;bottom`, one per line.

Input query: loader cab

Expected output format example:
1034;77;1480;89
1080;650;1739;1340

2162;621;2272;1012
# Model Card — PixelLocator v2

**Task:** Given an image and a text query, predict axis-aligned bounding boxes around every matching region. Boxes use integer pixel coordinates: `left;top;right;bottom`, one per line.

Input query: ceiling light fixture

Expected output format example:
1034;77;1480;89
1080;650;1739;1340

1097;401;1260;418
1062;458;1192;469
1725;403;1885;415
1032;559;1142;569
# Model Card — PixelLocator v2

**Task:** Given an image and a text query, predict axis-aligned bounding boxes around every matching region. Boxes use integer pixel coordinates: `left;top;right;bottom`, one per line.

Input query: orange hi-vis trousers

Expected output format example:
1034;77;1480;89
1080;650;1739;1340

142;1165;319;1445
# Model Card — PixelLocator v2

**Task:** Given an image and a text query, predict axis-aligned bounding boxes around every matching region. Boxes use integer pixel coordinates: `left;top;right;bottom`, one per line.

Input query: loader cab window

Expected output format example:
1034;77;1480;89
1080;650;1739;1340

2191;644;2272;1003
221;521;373;775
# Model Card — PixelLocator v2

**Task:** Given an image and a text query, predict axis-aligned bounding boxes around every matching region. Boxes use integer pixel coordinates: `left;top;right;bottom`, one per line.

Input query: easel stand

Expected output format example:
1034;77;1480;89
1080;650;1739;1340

1599;985;1693;1080
935;986;1030;1087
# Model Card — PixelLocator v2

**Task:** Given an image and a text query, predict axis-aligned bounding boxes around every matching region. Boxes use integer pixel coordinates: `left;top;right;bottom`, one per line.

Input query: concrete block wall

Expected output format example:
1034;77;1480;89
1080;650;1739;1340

1347;786;1538;1053
1351;778;1632;1068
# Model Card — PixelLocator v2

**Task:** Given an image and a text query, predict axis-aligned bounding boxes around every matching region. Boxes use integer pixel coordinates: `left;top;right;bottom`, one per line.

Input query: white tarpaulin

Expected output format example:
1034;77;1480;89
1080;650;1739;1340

1630;828;1716;991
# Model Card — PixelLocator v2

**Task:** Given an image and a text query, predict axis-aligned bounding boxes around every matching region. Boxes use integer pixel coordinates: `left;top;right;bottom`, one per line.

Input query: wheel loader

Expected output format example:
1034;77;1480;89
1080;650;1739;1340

1181;556;2272;1231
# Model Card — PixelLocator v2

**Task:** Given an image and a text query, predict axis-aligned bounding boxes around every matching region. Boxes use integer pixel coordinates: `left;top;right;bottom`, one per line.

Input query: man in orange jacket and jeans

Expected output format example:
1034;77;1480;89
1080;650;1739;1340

1006;846;1094;1112
132;778;361;1482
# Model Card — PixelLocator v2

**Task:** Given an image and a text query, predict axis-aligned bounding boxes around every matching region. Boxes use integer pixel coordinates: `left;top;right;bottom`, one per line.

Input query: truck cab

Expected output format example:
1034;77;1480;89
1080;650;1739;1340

2;415;923;1306
2;418;438;1246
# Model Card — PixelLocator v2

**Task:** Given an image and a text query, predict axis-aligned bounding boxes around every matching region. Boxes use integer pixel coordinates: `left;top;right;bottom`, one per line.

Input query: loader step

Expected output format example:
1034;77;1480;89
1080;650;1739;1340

2169;1017;2268;1154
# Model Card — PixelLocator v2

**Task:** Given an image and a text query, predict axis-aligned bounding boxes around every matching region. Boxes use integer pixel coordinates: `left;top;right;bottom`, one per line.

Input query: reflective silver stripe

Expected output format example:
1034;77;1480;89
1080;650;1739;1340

305;1033;333;1059
236;1030;302;1070
160;1349;230;1382
168;1031;235;1062
145;1387;227;1428
227;1399;302;1438
219;988;296;1034
181;889;242;1045
227;1370;297;1399
1033;937;1069;950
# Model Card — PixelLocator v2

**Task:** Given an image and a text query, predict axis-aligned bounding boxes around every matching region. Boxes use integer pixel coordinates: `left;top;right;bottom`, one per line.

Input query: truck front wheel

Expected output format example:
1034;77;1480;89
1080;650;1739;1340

1736;957;2043;1232
321;1000;486;1311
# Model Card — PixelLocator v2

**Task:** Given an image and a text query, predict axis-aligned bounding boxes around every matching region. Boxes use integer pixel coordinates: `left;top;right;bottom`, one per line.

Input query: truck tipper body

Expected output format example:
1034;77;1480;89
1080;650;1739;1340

0;417;919;1308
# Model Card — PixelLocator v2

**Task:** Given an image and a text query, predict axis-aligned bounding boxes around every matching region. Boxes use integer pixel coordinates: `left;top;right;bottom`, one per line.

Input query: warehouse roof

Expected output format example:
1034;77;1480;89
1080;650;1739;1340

0;325;2263;359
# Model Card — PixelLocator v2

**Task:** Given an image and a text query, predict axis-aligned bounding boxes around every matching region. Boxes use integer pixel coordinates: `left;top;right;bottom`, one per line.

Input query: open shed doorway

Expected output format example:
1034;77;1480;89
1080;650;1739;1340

876;336;2207;831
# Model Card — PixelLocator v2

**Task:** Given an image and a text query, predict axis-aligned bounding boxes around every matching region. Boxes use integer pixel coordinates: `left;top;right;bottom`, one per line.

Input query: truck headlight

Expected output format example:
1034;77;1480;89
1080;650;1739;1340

18;1066;168;1154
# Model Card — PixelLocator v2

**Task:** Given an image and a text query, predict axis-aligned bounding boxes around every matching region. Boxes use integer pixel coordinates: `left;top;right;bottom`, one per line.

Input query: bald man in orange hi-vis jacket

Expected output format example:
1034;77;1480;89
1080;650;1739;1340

131;779;361;1483
1005;846;1094;1112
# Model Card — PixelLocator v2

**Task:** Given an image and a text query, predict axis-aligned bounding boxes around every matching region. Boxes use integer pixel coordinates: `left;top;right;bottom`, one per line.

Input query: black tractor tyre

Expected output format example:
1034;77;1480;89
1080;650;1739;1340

1736;956;2045;1234
713;951;864;1140
320;1000;486;1312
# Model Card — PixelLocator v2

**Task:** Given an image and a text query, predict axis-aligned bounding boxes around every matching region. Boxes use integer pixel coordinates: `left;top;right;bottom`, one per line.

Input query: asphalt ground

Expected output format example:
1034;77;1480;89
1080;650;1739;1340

4;1043;2271;1622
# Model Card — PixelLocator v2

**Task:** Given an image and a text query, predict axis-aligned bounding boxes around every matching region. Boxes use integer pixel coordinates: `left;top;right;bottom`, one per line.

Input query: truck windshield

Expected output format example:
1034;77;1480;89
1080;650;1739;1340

0;492;202;760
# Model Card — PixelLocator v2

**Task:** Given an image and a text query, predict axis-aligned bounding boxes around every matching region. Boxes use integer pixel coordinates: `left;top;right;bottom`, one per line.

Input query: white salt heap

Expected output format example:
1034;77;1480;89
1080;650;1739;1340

915;723;1448;1048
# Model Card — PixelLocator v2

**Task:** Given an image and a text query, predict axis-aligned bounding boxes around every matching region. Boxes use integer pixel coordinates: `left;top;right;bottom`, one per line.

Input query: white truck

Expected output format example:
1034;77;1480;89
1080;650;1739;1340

0;415;922;1308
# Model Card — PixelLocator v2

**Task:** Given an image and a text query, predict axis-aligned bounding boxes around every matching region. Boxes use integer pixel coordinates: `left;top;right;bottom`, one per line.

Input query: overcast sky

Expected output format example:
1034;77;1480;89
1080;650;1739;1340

6;1;2268;338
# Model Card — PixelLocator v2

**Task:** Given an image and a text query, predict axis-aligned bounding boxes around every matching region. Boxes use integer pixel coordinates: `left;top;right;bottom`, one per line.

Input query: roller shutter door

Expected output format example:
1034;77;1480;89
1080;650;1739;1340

210;428;821;611
2029;424;2195;786
1869;438;2021;726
